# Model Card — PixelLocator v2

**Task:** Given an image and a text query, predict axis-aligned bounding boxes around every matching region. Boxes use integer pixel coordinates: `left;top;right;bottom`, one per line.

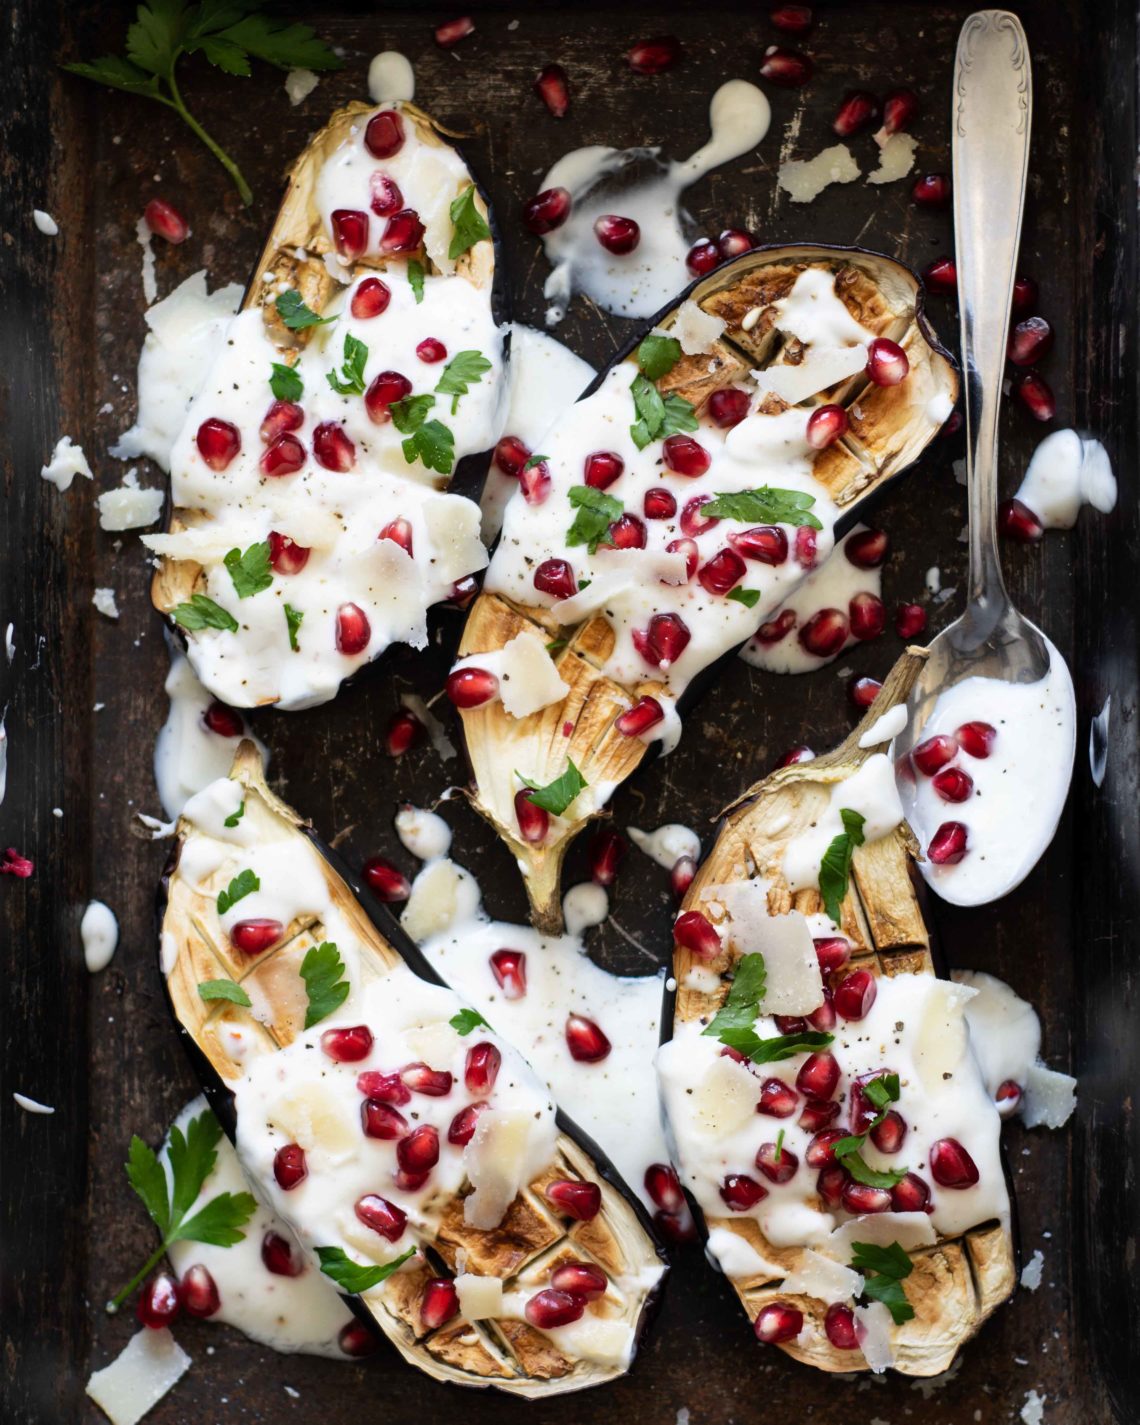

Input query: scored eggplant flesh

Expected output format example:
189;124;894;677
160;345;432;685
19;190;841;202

661;652;1016;1376
159;743;665;1397
148;100;502;710
454;246;957;932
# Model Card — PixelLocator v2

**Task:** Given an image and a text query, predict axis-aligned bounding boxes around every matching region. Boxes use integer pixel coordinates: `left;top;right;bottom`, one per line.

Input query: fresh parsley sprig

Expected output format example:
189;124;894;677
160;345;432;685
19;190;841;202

435;350;491;414
850;1239;915;1324
718;1026;835;1063
224;541;273;599
408;260;426;304
448;185;491;260
276;289;333;332
831;1071;908;1187
300;942;349;1029
270;362;303;402
450;1008;491;1036
629;374;697;451
172;594;238;634
217;868;259;914
316;1245;418;1294
701;953;767;1039
327;334;369;397
819;808;866;926
566;486;622;555
636;332;683;381
727;587;760;609
198;978;251;1006
516;761;588;816
701;487;823;529
390;394;455;474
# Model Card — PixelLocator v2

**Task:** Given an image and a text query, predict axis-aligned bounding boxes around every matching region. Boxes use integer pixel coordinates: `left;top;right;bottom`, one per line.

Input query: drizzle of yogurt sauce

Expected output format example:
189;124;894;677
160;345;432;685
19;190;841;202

540;80;771;324
367;51;415;103
1013;429;1116;529
895;637;1076;907
81;900;119;972
628;823;700;870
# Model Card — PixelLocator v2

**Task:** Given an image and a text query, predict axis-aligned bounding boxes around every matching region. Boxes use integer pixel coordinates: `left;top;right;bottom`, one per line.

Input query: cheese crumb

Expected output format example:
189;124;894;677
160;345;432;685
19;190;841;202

41;436;94;492
33;209;59;236
93;588;121;620
284;69;319;104
867;132;919;185
1020;1388;1046;1424
777;144;860;204
13;1093;55;1115
97;472;165;531
86;1328;191;1425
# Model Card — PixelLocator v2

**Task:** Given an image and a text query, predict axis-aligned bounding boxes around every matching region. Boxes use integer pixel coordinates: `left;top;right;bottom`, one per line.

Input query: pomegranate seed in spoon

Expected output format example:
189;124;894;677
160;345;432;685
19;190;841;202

754;1303;802;1343
534;63;570;117
627;36;682;73
933;766;974;802
913;173;952;207
832;90;879;138
957;720;997;757
435;15;474;46
1013;370;1056;422
912;733;957;774
1007;315;1054;365
927;821;969;864
522;187;571;235
759;46;813;87
594;215;640;254
143;198;189;244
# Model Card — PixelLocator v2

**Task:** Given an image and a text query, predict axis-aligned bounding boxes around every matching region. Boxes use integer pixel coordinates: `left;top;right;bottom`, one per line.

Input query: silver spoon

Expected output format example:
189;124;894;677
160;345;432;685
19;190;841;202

892;10;1076;903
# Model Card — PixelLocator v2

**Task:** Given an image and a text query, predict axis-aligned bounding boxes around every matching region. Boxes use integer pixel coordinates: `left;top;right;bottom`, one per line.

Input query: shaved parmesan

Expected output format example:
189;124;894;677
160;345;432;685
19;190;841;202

455;1273;504;1320
1021;1063;1077;1129
98;474;165;531
713;882;822;1014
498;630;569;718
826;1211;936;1260
779;1248;863;1305
422;495;489;583
545;1313;633;1368
854;1300;895;1372
777;144;860;204
464;1106;553;1230
285;68;320;105
267;1083;358;1163
687;1055;759;1138
41;436;93;491
867;132;918;186
86;1328;191;1425
913;980;976;1093
671;301;727;356
753;344;868;405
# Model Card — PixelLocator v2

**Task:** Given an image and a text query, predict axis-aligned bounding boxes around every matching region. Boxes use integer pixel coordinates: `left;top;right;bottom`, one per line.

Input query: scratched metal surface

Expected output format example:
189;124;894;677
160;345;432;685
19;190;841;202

2;2;1137;1422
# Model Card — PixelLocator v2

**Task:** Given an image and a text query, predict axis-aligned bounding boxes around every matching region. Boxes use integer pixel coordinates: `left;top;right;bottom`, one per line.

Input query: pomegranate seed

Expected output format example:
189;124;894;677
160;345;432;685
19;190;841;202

644;1163;685;1213
796;1052;840;1100
545;1179;601;1220
450;575;479;608
514;788;550;845
998;497;1045;542
1013;370;1056;422
933;766;974;803
896;602;927;638
806;989;836;1032
273;1144;308;1190
594;214;640;254
398;1124;440;1174
435;15;474;47
824;1302;859;1349
421;1278;459;1330
465;1042;500;1095
698;547;746;596
385;708;423;758
609;512;647;549
203;701;243;738
930;1136;980;1188
230;919;283;955
849;592;886;641
806;403;848;449
615;696;665;737
266;530;310;578
533;557;577;600
565;1013;612;1063
923;256;958;296
842;528;888;569
870;1110;908;1154
834;969;877;1020
490;948;527;999
584;450;624;489
180;1264;220;1319
523;187;572;235
1012;275;1039;316
717;228;753;261
833;90;879;138
663;434;710;476
816;1164;850;1207
882;88;920;134
798;1098;840;1132
913;734;958;775
686;239;720;276
995;1079;1023;1116
357;1070;411;1105
321;1025;373;1062
891;1171;932;1213
550;1261;607;1301
720;1174;767;1210
799;608;848;658
448;1101;488;1145
331;209;369;260
770;5;813;33
526;1289;583;1328
865;337;910;386
759;46;812;86
847;1072;889;1134
446;667;499;708
365;110;405;158
707;387;751;428
850;676;882;709
635;612;691;668
380;517;414;557
365;371;413;424
395;1169;429;1192
335;602;370;655
339;1322;380;1357
380;208;425;254
942;408;964;437
774;1014;805;1034
805;1129;846;1167
928;821;968;864
355;1194;407;1241
814;937;850;972
1008;315;1053;366
756;1141;799;1184
758;1078;799;1118
143;198;188;244
260;399;303;443
589;827;626;886
628;35;682;73
534;63;570;117
957;720;997;758
262;1231;304;1276
795;525;818;568
754;1303;803;1343
196;417;241;471
673;503;714;546
729;526;788;566
416;337;447;364
362;856;411;903
361;1099;408;1139
756;609;796;646
670;854;696;901
655;1207;697;1243
313;422;355;472
368;175;403;218
136;1273;181;1329
842;1181;892;1213
400;1063;453;1097
519;460;551;505
673;909;721;959
260;433;305;476
913;173;952;208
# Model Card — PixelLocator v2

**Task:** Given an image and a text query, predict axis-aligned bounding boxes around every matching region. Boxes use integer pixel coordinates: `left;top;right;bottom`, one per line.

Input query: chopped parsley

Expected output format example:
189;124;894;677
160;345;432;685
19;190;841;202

726;587;760;608
717;1026;835;1063
819;808;866;926
300;941;349;1029
223;541;273;599
701;953;767;1039
407;259;426;303
636;332;683;381
223;800;245;829
629;373;698;450
516;760;587;817
566;485;622;555
269;361;303;401
171;594;239;634
850;1239;915;1324
832;1072;908;1187
284;603;303;652
450;1008;491;1036
197;978;251;1006
216;868;259;915
435;349;492;414
275;288;333;330
448;183;491;260
389;393;455;474
326;333;368;396
700;486;823;530
316;1245;418;1294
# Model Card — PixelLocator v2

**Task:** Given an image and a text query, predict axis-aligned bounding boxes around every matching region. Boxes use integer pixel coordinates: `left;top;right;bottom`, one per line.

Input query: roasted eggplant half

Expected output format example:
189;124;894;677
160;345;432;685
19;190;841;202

146;99;505;710
450;246;957;930
159;744;665;1396
657;652;1015;1376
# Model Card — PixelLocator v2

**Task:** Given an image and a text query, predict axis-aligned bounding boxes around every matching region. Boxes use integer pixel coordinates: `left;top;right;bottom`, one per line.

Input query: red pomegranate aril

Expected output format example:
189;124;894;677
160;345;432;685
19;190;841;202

196;417;241;471
670;854;697;901
1013;370;1056;423
798;1098;840;1132
628;35;682;74
865;337;910;386
273;1143;308;1190
998;497;1044;542
754;1303;803;1343
534;557;577;600
996;1079;1023;1116
385;708;423;758
450;575;479;608
957;720;997;758
673;909;721;960
380;517;414;557
136;1272;181;1329
896;602;927;638
848;1074;892;1134
756;609;796;646
883;87;920;134
354;1194;407;1241
835;969;877;1021
435;15;474;46
729;526;789;566
490;948;527;999
335;602;370;655
933;766;974;803
143;197;189;244
814;936;850;972
380;208;425;254
260;433;305;476
400;1063;453;1097
180;1264;220;1319
520;460;552;505
365;110;405;158
314;422;355;472
913;173;952;208
843;528;889;569
594;214;640;254
644;1162;685;1213
833;90;879;138
589;827;626;887
756;1141;799;1184
1012;275;1039;316
795;525;818;569
357;1070;411;1105
686;239;720;276
609;512;648;549
638;612;691;668
397;1125;440;1174
526;1288;583;1329
368;174;403;218
565;1013;612;1063
869;1109;908;1154
361;1099;408;1140
850;676;882;710
923;256;958;296
615;697;665;738
514;788;550;845
806;403;848;450
523;187;572;235
717;228;753;261
231;919;283;955
849;592;886;641
928;821;968;864
806;989;837;1032
339;1321;380;1357
415;337;447;364
331;209;369;260
260;399;303;443
465;1042;501;1095
637;491;675;529
796;1052;840;1100
421;1278;459;1330
663;434;710;476
930;1136;980;1188
758;1077;799;1118
770;2;812;30
698;547;746;596
203;701;244;738
799;608;849;658
1008;315;1053;366
805;1129;846;1167
582;449;624;491
545;1179;601;1220
912;733;958;775
395;1168;429;1192
448;1101;488;1145
363;856;411;903
816;1164;849;1208
267;531;310;580
446;667;499;708
534;62;570;117
891;1171;933;1213
706;387;751;428
824;1302;859;1350
720;1174;767;1211
759;46;812;86
364;371;413;425
657;1207;696;1243
262;1230;304;1276
550;1261;607;1302
843;1181;892;1214
321;1025;373;1062
774;1014;805;1034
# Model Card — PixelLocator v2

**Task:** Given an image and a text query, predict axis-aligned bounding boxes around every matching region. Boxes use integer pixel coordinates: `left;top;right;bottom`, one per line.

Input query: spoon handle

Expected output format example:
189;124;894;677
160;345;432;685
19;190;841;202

951;11;1033;614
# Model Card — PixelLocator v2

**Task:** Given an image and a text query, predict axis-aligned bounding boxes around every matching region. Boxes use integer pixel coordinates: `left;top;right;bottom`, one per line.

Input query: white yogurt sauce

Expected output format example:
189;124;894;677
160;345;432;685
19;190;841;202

1013;429;1116;529
367;51;415;103
394;804;452;862
81;900;119;972
540;81;771;323
782;753;904;893
896;639;1076;906
629;823;700;870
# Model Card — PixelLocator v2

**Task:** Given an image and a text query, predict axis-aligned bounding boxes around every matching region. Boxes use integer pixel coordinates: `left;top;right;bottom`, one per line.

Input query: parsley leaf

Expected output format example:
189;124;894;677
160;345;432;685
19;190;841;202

224;541;273;599
566;485;622;555
284;603;303;652
819;808;867;926
450;1008;491;1036
269;362;303;401
217;868;259;915
701;487;824;530
727;587;760;608
276;289;333;331
636;332;683;380
517;760;588;816
435;350;492;414
171;594;239;634
300;942;350;1030
775;1128;785;1162
839;1150;908;1189
701;954;767;1040
223;801;245;828
629;373;698;449
316;1245;418;1294
448;184;491;260
718;1027;835;1063
402;419;455;476
408;259;426;303
390;393;436;433
326;333;369;396
524;454;549;471
851;1240;915;1325
198;979;251;1006
126;1133;172;1236
832;1072;907;1186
